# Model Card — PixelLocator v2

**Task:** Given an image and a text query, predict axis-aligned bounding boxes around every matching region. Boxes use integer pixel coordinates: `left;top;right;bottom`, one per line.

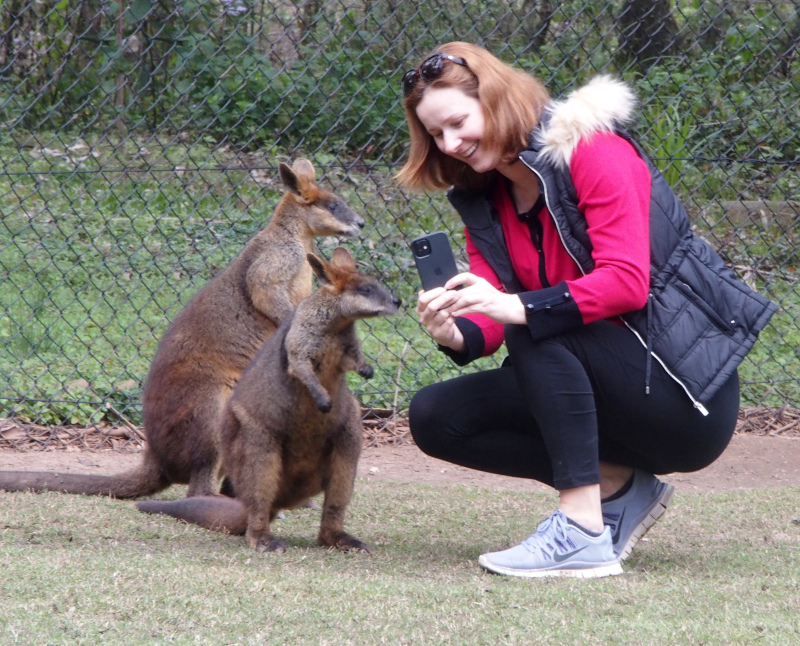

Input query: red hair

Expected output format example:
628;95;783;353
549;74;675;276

396;42;550;191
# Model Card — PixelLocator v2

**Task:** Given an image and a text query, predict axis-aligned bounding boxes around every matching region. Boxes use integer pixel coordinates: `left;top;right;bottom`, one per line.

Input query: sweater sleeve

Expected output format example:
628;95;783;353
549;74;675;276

567;132;651;322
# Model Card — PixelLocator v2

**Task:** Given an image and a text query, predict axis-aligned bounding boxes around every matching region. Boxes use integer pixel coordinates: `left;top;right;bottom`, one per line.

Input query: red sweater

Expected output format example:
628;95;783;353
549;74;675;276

464;132;652;356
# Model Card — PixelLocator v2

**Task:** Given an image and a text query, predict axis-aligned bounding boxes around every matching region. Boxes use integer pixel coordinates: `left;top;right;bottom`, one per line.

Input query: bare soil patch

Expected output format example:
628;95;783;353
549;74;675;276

1;434;799;494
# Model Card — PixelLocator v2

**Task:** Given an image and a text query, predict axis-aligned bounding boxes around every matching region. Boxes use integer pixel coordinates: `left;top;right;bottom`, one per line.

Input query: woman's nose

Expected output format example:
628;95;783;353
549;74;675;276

442;130;460;155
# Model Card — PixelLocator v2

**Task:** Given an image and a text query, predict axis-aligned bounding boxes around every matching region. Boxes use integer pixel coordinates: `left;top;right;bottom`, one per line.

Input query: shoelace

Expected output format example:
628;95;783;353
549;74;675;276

521;510;573;556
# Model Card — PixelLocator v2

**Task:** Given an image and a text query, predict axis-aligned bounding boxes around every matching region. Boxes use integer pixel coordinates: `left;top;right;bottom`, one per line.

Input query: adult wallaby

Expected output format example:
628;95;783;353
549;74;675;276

0;160;365;499
137;247;401;553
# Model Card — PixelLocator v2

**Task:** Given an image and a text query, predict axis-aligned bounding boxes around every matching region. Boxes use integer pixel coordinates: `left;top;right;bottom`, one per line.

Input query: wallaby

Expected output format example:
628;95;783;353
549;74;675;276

0;160;365;500
137;247;401;553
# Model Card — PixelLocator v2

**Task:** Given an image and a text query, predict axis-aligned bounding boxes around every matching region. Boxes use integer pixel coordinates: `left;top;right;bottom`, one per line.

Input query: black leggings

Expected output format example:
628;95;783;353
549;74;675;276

409;321;739;491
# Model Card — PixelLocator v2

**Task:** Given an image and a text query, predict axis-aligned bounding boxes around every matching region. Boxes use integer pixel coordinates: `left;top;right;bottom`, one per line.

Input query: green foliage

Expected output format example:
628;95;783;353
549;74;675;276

2;0;799;169
645;103;693;188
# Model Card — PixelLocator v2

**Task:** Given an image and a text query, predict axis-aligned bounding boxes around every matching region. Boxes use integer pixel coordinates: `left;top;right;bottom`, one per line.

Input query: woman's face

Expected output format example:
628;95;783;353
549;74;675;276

415;86;501;174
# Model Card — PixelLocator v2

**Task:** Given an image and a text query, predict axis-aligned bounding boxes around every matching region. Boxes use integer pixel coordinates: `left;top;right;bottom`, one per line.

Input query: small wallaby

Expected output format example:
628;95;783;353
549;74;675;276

0;160;365;500
137;247;401;554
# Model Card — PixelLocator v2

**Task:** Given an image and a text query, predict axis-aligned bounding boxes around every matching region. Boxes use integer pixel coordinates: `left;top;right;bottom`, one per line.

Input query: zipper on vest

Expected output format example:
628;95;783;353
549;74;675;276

621;318;710;416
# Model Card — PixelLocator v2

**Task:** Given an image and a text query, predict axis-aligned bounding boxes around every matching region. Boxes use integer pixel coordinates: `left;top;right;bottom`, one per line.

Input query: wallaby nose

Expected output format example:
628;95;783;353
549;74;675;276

392;295;402;308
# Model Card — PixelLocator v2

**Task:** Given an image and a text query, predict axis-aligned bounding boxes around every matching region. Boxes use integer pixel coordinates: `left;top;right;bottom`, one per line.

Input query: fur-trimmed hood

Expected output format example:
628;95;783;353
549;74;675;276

536;76;637;169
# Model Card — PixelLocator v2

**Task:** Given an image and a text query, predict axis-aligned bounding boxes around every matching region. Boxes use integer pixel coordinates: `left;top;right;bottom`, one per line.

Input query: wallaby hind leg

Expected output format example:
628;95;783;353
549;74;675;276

318;426;370;554
186;462;222;498
238;443;286;553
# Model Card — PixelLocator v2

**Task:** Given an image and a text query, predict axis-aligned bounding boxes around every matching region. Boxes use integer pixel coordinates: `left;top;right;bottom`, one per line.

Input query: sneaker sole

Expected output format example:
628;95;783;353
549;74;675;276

478;555;623;579
617;482;675;562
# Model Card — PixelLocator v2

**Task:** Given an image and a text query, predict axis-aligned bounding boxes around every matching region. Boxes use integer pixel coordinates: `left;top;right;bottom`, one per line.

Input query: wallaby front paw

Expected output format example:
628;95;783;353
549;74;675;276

357;363;374;379
315;395;332;413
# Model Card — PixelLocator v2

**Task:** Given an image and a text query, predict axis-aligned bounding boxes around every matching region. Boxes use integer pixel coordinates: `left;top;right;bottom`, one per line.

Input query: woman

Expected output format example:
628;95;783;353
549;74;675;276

397;42;776;578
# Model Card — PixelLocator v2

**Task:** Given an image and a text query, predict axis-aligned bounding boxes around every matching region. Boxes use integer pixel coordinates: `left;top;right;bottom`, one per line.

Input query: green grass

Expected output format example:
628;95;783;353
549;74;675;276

1;481;799;645
0;138;796;425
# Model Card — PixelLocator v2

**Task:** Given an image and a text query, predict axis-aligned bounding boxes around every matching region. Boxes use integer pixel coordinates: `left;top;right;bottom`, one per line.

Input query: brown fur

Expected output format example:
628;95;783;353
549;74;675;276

137;247;401;553
0;160;365;499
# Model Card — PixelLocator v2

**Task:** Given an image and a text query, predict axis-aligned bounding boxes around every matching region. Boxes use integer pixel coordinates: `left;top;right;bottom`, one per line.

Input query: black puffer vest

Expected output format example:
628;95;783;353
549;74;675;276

449;126;777;415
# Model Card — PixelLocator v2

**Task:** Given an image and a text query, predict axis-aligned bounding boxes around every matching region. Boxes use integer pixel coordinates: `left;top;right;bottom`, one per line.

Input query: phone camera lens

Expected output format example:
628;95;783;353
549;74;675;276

413;239;432;258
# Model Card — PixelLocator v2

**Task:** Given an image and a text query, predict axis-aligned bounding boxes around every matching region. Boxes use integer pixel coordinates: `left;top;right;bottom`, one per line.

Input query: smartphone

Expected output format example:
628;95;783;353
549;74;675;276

410;231;460;291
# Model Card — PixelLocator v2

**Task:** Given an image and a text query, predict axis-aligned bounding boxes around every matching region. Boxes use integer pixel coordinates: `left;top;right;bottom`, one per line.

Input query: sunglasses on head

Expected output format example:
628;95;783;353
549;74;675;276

402;53;469;97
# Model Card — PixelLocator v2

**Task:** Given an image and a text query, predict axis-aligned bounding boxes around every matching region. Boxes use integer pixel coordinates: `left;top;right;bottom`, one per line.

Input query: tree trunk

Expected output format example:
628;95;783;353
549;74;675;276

521;0;553;53
1;0;25;77
618;0;681;71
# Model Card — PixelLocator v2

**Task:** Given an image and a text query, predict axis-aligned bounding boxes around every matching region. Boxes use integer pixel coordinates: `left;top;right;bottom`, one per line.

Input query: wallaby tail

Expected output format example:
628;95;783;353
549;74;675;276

0;456;170;499
136;496;248;535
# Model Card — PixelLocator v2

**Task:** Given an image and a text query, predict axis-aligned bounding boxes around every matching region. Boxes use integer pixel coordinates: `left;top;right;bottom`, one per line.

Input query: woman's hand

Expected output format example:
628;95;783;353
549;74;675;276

416;273;527;351
416;287;466;352
436;273;526;324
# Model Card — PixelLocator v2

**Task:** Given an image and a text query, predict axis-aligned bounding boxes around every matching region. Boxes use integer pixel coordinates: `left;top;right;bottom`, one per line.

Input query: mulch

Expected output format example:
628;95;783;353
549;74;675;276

0;405;797;453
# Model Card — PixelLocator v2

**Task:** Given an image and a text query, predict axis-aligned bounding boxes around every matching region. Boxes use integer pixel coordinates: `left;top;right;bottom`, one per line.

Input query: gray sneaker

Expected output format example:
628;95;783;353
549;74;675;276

478;510;622;578
602;469;675;561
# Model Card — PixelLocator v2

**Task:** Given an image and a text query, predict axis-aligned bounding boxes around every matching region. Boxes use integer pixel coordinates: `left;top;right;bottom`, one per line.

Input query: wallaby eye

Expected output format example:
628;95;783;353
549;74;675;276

327;201;338;213
357;285;372;297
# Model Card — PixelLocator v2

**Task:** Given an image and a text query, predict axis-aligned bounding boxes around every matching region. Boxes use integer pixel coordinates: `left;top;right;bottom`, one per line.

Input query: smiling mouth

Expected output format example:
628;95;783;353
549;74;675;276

462;143;478;158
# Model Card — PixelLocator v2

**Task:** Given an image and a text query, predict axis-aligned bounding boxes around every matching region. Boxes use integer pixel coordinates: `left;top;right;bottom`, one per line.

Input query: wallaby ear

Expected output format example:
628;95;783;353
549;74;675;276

330;246;356;272
292;158;315;180
279;159;318;202
307;252;331;284
279;162;300;195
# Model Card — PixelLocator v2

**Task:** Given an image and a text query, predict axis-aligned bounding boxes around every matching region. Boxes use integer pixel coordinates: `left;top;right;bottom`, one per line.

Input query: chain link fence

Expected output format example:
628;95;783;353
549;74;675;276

1;0;799;447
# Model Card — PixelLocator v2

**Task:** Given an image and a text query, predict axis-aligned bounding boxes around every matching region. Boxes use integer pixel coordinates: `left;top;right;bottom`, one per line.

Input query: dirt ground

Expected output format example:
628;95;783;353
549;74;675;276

1;433;799;493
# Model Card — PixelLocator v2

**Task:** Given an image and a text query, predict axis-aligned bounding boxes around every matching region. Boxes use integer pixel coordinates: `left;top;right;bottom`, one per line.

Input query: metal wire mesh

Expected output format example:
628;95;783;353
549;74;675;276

1;0;798;437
